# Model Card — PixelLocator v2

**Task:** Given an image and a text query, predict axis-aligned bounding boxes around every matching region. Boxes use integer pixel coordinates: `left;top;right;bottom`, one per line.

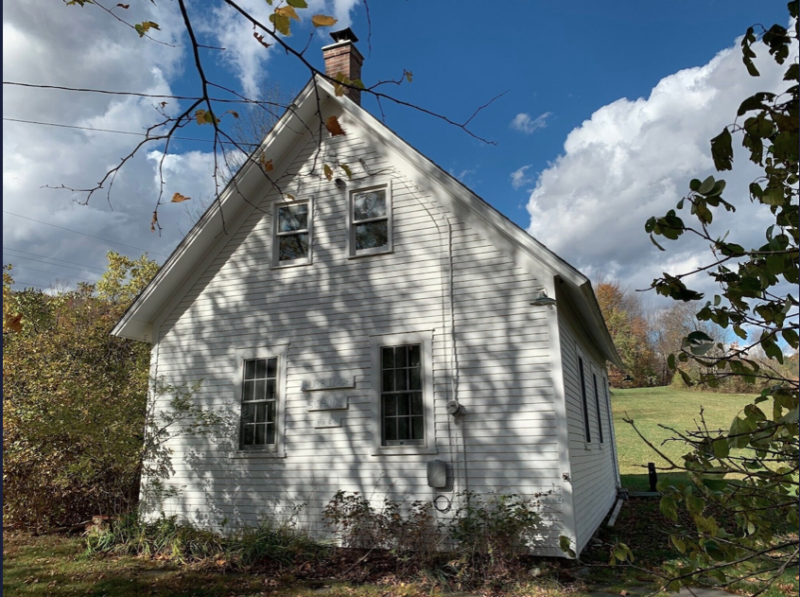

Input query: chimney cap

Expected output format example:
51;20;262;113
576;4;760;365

330;27;359;44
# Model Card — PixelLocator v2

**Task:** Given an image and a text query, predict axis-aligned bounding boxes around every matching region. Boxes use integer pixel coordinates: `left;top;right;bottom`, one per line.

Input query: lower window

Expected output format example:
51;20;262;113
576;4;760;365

240;357;278;449
381;344;424;445
370;331;434;455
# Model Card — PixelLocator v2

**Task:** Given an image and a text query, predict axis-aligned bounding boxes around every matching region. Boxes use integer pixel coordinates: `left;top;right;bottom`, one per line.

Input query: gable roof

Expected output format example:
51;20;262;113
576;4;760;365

112;76;622;368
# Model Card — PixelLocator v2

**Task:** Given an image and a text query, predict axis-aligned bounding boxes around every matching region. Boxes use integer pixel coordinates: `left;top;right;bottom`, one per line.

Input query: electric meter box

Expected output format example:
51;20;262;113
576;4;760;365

427;460;447;488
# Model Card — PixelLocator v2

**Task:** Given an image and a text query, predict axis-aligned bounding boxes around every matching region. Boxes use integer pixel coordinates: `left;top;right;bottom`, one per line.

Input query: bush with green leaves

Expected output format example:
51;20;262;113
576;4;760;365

636;2;799;592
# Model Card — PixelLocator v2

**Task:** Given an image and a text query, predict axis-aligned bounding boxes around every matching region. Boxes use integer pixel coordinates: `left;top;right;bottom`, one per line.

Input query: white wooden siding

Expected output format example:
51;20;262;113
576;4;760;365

557;296;618;554
146;99;567;554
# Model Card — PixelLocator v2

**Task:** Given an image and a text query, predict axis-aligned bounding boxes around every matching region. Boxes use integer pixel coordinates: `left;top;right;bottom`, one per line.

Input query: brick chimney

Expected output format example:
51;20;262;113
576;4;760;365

322;28;364;105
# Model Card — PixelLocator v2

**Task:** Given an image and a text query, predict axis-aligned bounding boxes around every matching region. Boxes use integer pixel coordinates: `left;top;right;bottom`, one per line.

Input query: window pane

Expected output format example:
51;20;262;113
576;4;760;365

266;401;276;423
255;424;266;446
255;403;266;424
255;380;266;400
279;233;309;262
244;359;256;380
242;403;256;423
278;204;308;232
267;358;277;379
397;394;409;416
242;380;255;402
383;417;396;442
410;392;423;415
243;424;255;446
397;417;410;440
266;380;276;400
355;221;388;251
255;358;267;379
383;394;397;417
353;190;386;220
382;370;394;392
395;369;408;391
411;416;424;440
409;367;421;390
266;424;275;445
381;346;394;370
396;347;407;368
408;345;420;368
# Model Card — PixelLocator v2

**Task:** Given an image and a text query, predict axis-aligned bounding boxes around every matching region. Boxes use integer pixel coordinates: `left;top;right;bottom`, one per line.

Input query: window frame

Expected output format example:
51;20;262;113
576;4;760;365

232;346;288;457
370;330;435;456
272;198;313;268
577;350;592;445
347;181;393;258
592;368;605;444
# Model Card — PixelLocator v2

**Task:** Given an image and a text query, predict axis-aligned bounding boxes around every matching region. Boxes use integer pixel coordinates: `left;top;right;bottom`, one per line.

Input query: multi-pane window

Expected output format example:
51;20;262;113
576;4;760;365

351;186;391;255
240;357;278;449
275;202;310;265
578;356;592;443
380;344;423;444
592;373;604;443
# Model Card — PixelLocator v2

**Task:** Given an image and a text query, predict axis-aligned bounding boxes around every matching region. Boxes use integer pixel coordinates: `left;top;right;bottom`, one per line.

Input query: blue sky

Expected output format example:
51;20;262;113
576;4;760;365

2;0;793;307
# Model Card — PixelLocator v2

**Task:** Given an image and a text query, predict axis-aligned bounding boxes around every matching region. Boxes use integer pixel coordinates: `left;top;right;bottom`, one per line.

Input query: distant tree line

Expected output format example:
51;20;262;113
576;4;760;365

595;281;798;390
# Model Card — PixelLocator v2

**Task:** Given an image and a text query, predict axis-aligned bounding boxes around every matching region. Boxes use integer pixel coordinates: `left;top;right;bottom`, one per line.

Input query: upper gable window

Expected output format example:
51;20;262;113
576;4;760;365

348;182;392;257
274;200;312;267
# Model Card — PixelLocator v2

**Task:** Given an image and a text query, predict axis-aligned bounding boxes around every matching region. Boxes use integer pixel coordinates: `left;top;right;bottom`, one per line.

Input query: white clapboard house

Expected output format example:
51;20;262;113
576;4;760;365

113;29;623;557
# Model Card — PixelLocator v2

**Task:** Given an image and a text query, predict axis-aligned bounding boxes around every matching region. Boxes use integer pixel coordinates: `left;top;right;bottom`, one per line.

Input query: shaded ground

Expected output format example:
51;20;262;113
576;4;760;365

5;498;798;597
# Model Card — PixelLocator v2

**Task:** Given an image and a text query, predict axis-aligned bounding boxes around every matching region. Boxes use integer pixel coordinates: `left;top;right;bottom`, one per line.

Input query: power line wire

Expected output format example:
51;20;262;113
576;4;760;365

11;281;49;290
3;246;108;273
2;211;169;258
2;117;259;147
7;265;96;283
4;255;102;276
2;81;285;108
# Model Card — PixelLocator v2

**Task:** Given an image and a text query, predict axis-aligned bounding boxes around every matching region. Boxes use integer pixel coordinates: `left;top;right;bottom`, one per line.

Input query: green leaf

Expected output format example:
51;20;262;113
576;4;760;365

712;438;729;459
698;176;716;195
650;234;665;251
286;0;307;7
339;163;353;180
761;186;785;206
269;12;291;35
670;535;686;554
660;496;678;522
710;129;733;171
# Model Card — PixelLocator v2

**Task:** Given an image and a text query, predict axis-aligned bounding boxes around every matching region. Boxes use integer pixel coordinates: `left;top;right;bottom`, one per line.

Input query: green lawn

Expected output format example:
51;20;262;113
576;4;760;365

610;386;756;490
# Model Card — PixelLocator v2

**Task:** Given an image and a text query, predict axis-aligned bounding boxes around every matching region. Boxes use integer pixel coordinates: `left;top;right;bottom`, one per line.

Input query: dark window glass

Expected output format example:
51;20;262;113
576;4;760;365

355;222;388;251
579;356;591;443
593;373;604;443
380;344;423;445
352;189;389;252
353;190;386;220
240;357;279;449
276;203;310;263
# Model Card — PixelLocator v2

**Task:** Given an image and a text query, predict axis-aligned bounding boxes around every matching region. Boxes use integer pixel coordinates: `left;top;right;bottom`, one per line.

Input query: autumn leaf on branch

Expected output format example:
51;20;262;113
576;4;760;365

259;155;274;172
323;164;333;181
253;31;270;48
171;192;191;203
311;14;337;27
325;115;346;136
134;21;160;38
5;313;23;333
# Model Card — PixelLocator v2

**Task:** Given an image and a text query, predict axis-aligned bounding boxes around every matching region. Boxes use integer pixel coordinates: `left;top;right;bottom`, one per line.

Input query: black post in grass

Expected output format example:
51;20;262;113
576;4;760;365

648;462;658;492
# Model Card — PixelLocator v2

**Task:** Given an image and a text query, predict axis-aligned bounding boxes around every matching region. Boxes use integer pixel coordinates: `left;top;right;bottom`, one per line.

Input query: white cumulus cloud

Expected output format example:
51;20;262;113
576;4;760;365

510;111;551;134
525;37;795;297
510;165;534;190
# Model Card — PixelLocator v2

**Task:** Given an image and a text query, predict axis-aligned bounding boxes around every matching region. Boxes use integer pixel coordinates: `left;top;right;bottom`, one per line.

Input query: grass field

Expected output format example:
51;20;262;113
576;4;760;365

610;386;757;490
